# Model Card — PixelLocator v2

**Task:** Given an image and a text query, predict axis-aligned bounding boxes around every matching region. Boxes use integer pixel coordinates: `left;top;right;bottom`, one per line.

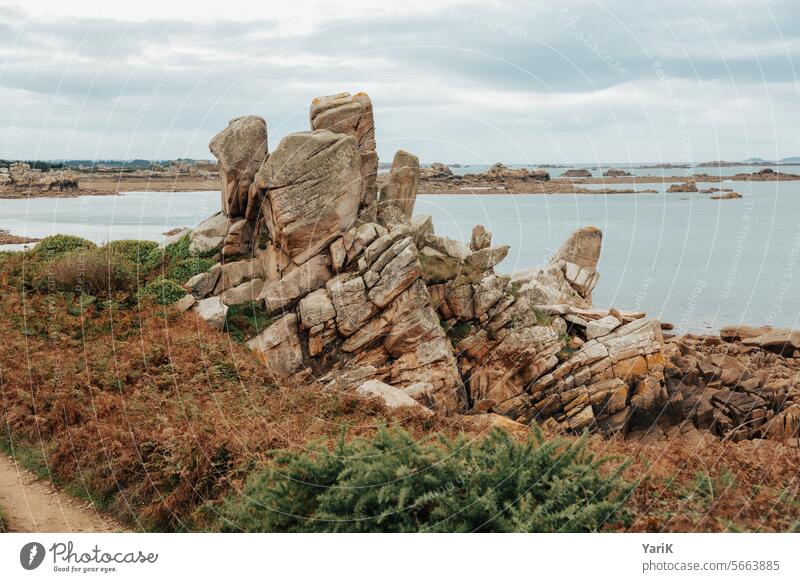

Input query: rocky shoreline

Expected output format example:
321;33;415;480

0;229;39;245
4;156;798;200
151;91;799;447
412;164;798;195
0;174;218;199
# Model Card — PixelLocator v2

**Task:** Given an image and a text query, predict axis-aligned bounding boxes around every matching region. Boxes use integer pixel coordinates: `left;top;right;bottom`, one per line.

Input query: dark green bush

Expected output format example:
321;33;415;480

34;235;95;257
103;239;161;272
163;234;192;263
168;257;215;283
220;427;632;532
224;301;273;342
140;277;187;305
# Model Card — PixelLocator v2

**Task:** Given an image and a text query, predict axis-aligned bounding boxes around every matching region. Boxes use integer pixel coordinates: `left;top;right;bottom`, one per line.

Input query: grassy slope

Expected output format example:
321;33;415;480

0;243;798;532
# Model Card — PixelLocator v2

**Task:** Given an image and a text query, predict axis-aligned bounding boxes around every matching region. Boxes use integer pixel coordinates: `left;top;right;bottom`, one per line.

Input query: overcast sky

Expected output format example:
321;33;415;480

2;0;799;164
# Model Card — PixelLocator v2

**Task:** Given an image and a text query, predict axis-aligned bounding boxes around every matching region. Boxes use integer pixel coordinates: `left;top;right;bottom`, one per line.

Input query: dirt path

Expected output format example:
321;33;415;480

0;453;123;533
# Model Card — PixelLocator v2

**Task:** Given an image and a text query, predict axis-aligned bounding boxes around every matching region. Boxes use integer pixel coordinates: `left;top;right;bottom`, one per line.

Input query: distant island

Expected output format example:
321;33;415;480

4;156;800;199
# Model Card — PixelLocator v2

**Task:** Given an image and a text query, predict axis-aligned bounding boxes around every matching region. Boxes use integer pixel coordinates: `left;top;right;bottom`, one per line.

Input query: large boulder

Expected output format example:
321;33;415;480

246;313;304;378
254;130;362;265
310;92;378;212
356;380;433;414
209;115;268;219
195;296;228;330
742;328;800;354
552;226;602;269
189;212;230;254
379;150;420;222
666;181;698;193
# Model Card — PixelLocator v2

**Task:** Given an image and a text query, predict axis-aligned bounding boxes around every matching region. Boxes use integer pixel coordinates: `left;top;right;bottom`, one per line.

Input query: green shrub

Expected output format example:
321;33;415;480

103;239;161;271
34;234;95;257
220;427;632;532
52;248;135;297
224;301;273;342
140;277;187;305
168;257;215;283
164;234;192;263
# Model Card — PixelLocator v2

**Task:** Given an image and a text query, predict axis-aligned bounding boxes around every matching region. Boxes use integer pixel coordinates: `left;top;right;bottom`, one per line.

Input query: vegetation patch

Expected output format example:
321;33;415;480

140;277;186;305
419;253;483;285
224;301;274;342
168;257;215;284
33;234;96;258
532;307;553;326
103;239;161;272
220;426;632;532
52;248;136;298
163;234;192;263
442;319;476;347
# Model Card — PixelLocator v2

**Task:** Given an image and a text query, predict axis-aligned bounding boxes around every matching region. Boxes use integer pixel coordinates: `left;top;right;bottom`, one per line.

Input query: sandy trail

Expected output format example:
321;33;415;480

0;452;123;533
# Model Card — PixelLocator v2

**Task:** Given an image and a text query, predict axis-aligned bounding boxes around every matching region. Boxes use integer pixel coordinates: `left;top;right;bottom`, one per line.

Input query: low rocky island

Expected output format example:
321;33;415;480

5;152;798;201
0;229;39;245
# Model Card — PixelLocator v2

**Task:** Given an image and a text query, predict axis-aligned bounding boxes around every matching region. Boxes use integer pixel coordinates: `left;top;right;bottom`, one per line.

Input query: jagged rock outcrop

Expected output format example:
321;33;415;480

667;181;698;193
603;168;631;177
562;168;592;178
378;150;420;225
203;116;268;258
470;225;491;251
210;115;268;220
502;318;667;435
421;162;453;179
253;130;362;266
180;91;800;447
310;92;378;214
510;227;601;307
657;331;800;443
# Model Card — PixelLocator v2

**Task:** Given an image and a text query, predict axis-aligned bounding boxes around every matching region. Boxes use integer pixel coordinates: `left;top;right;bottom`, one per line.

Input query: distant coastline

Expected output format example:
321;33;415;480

2;163;799;199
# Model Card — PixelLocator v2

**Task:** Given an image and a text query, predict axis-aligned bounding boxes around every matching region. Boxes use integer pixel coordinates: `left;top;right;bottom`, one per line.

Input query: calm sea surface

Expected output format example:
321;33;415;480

448;163;800;179
2;185;800;333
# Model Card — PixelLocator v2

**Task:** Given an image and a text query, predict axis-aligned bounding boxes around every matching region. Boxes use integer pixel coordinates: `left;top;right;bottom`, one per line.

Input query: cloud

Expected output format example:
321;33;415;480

0;0;798;162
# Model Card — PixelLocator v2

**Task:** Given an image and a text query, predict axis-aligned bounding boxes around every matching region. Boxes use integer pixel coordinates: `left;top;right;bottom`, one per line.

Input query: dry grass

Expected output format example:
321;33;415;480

1;248;799;532
0;252;449;530
585;435;800;532
51;248;135;296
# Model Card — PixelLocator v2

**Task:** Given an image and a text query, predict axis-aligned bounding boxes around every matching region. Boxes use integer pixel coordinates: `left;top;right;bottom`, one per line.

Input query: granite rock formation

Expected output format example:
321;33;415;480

310;92;378;215
177;92;800;446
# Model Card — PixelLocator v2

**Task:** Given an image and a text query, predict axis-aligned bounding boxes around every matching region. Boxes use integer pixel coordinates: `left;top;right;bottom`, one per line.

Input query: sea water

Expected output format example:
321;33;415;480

2;184;799;333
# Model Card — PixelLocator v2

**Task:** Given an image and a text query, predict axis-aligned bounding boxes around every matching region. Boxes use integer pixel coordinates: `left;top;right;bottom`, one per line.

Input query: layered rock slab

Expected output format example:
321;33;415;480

253;130;362;265
310;92;378;213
